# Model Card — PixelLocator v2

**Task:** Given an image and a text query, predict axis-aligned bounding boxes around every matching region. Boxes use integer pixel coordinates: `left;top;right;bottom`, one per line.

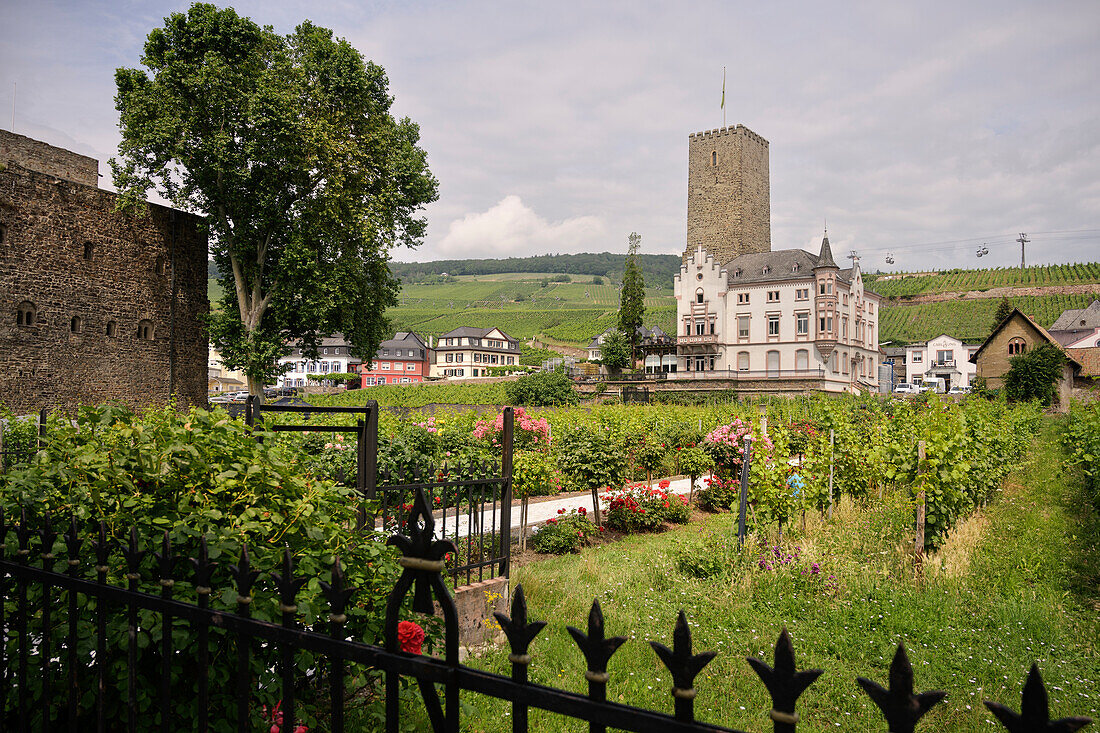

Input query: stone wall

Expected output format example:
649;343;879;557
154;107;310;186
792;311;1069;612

0;152;207;414
684;124;771;265
0;130;99;187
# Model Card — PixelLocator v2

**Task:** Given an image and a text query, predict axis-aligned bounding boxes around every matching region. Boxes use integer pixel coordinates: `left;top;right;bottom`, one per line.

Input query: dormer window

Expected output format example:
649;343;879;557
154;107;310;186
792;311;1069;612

733;268;742;278
762;265;770;275
791;263;800;272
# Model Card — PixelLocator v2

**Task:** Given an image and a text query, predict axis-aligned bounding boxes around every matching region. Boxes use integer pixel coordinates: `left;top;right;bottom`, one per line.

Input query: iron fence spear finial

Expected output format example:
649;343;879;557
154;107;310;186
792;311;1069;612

650;610;717;723
985;663;1092;733
856;643;945;733
747;627;822;732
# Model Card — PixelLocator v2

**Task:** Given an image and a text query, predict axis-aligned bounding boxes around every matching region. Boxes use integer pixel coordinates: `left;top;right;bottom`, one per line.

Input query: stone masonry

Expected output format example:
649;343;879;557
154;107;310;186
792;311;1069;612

0;130;208;414
684;124;771;264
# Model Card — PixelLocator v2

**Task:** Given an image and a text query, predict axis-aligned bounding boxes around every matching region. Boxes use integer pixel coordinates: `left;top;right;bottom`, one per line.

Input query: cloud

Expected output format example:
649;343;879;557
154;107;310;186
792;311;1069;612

435;195;607;259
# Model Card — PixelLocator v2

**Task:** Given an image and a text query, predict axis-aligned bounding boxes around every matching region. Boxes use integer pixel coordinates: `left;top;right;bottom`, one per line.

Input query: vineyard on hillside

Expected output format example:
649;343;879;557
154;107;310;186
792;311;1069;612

878;293;1097;343
865;262;1100;297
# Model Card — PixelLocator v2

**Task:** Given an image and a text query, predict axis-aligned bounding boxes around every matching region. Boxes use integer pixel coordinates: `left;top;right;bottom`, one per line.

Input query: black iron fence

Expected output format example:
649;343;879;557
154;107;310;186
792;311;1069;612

245;397;513;587
0;494;1092;732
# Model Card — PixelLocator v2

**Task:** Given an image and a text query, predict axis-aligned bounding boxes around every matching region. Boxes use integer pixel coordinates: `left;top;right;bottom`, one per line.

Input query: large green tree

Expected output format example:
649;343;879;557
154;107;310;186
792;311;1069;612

619;232;645;363
991;297;1013;334
113;4;438;395
599;328;631;377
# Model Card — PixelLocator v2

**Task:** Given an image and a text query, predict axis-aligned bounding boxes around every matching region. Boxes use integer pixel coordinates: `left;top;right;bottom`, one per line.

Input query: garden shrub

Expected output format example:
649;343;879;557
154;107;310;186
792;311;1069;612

0;403;403;730
505;370;579;407
673;537;728;579
695;475;741;512
602;483;688;532
529;507;598;554
553;425;626;497
513;449;558;498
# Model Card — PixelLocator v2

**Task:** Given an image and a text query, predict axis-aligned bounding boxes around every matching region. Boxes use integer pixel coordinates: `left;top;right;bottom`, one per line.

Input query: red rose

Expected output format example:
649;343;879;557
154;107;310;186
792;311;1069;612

398;620;425;655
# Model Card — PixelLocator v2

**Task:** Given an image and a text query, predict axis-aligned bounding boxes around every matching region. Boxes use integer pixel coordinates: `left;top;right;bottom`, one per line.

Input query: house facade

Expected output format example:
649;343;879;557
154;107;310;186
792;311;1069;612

276;334;363;388
672;236;884;392
430;327;519;379
970;308;1079;410
902;335;981;389
360;332;430;386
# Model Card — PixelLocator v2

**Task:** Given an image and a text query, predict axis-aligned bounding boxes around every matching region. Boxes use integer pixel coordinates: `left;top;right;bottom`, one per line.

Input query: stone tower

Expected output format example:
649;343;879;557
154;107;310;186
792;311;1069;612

683;124;771;264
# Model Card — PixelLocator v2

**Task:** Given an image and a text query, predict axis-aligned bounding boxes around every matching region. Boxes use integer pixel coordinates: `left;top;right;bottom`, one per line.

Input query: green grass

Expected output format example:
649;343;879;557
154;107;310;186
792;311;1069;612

457;423;1099;732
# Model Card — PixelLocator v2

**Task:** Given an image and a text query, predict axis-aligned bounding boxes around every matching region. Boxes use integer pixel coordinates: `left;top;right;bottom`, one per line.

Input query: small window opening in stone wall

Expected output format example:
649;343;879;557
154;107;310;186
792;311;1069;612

16;301;37;326
83;242;94;260
106;320;118;338
137;319;155;340
154;256;167;275
712;151;717;166
0;223;7;245
70;316;83;333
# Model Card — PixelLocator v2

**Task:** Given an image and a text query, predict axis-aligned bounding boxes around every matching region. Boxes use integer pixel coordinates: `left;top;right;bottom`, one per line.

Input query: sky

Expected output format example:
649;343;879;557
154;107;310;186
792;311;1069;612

2;0;1099;272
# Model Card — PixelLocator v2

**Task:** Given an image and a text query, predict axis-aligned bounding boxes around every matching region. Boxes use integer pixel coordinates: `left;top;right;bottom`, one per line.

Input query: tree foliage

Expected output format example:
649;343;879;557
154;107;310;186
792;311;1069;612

598;328;631;374
1003;343;1067;406
992;297;1013;333
619;232;646;360
113;4;437;393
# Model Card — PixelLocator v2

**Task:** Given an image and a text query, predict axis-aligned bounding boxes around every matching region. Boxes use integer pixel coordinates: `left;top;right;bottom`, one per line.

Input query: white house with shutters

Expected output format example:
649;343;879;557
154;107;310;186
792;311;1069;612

672;235;884;392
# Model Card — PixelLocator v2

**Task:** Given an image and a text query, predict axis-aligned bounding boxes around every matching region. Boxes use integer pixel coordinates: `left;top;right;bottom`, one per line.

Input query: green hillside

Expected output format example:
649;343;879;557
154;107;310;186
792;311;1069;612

206;257;1100;347
865;263;1100;297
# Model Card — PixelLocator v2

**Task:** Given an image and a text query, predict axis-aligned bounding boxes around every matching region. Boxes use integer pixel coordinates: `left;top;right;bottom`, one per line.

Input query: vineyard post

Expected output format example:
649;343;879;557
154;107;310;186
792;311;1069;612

736;437;753;549
827;429;835;520
914;440;927;566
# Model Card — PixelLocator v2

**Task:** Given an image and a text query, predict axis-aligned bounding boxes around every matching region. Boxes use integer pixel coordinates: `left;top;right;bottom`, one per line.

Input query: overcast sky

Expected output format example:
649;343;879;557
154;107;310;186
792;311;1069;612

2;0;1098;271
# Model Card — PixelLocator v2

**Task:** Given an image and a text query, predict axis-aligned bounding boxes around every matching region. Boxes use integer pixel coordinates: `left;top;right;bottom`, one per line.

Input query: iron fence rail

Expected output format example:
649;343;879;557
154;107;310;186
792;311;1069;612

0;497;1092;733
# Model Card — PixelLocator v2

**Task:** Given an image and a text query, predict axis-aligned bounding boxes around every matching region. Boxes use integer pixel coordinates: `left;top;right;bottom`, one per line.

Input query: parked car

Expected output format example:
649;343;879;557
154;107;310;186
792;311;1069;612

947;385;971;395
893;383;919;394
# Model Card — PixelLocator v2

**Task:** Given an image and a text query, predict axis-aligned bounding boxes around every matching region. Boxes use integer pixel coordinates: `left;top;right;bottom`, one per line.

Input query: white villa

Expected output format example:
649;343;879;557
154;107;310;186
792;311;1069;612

901;335;981;389
672;235;884;392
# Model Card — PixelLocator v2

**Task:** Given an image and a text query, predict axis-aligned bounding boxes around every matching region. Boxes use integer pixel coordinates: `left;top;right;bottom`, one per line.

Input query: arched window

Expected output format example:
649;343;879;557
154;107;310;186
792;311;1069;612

795;349;809;371
83;242;94;260
16;301;37;326
766;350;780;377
737;351;750;371
70;315;83;333
695;288;704;304
791;263;800;272
137;320;155;340
712;151;717;166
762;265;771;275
1008;337;1026;356
105;320;118;338
154;256;167;275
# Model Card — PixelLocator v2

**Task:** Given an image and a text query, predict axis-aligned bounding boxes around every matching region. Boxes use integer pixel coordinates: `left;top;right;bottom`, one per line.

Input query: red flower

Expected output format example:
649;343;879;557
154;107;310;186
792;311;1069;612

398;620;425;655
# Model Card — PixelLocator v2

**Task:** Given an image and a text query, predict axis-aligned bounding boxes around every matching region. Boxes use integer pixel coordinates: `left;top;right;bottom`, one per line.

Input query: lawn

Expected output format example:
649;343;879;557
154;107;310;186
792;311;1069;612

458;422;1100;732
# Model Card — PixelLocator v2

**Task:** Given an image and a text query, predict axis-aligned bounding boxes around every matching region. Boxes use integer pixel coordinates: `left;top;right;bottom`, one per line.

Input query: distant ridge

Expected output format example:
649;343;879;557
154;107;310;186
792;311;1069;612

389;252;682;287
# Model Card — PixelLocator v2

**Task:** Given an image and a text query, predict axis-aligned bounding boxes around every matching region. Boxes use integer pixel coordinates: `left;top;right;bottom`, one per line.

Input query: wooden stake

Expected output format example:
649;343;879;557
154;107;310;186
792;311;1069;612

827;429;835;520
915;440;926;565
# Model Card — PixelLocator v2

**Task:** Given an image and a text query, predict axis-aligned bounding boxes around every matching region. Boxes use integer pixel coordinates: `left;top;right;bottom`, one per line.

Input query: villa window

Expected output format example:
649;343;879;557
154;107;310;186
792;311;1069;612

768;315;780;337
795;349;809;370
767;290;779;302
796;313;808;336
696;288;704;304
737;352;750;371
738;316;750;339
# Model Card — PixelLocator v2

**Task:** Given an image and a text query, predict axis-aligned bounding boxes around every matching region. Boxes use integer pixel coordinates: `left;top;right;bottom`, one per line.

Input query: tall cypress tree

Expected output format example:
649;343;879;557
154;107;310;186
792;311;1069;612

619;232;646;365
992;297;1013;334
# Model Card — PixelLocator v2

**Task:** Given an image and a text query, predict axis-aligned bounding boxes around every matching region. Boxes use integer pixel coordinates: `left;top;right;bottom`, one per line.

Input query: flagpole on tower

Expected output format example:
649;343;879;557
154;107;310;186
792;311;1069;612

721;67;726;127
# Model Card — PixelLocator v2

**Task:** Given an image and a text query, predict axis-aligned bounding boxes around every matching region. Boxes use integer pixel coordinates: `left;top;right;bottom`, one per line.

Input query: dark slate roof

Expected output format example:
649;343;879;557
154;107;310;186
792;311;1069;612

723;249;819;284
379;332;427;351
1050;300;1100;331
439;326;518;342
814;234;838;269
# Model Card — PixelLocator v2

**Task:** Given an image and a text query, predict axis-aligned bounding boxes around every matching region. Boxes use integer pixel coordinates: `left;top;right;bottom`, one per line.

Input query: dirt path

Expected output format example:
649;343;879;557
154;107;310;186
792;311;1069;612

887;282;1100;306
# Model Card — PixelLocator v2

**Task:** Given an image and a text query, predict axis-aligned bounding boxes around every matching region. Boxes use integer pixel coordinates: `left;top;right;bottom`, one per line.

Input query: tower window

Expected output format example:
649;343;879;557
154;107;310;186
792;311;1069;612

83;242;94;260
70;316;83;333
712;151;717;166
137;319;155;340
0;223;7;245
154;256;167;275
16;301;37;326
106;320;118;338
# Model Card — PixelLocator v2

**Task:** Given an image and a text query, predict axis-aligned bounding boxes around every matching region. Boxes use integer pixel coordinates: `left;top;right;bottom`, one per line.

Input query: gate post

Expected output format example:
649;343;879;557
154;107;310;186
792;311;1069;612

357;401;379;532
499;407;514;577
